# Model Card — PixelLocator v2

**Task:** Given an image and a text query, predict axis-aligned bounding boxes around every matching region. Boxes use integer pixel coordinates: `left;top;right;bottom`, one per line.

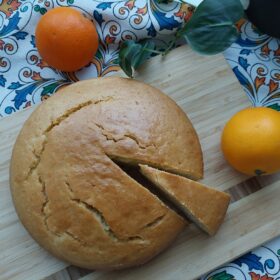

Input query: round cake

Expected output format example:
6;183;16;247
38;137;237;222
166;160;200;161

10;77;203;269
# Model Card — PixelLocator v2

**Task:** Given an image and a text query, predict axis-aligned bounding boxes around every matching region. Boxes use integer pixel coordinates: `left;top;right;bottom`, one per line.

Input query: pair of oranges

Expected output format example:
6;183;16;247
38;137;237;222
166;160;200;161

36;7;99;72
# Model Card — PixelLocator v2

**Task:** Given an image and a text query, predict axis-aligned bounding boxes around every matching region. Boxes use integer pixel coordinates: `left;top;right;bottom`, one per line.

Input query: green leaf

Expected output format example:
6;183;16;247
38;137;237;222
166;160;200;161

41;82;60;95
155;0;173;3
268;103;280;111
119;40;157;78
208;271;235;280
181;0;244;55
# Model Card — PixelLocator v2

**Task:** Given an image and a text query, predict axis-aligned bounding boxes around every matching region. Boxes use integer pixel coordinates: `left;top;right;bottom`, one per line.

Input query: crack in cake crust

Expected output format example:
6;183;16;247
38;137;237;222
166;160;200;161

25;98;113;181
64;231;88;247
65;181;147;244
143;215;165;229
72;198;146;244
94;122;156;150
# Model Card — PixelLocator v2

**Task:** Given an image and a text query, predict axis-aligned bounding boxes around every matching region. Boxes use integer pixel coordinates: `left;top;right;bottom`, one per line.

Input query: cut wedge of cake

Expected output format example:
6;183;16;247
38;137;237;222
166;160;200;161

139;164;230;235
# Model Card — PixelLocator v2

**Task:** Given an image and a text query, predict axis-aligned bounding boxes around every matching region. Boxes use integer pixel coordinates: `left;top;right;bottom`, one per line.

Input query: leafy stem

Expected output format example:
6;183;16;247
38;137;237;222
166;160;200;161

119;0;245;77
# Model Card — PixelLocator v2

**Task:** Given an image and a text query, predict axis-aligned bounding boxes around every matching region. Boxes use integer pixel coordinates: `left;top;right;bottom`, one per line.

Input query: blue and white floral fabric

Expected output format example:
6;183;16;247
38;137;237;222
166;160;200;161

202;237;280;280
0;0;192;117
224;20;280;110
1;0;280;278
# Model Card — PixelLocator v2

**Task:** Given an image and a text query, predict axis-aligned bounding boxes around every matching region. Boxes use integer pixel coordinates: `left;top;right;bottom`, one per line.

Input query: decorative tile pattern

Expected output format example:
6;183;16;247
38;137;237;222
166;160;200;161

202;237;280;280
224;20;280;110
0;0;192;117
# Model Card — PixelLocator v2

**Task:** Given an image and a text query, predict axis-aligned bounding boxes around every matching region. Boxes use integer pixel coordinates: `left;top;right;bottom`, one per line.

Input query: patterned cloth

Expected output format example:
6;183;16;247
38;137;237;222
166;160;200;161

202;237;280;280
224;20;280;110
0;0;192;117
1;0;280;279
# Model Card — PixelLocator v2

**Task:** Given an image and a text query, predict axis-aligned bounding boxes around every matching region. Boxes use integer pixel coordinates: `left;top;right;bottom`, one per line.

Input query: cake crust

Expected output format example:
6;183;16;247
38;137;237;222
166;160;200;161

10;77;204;269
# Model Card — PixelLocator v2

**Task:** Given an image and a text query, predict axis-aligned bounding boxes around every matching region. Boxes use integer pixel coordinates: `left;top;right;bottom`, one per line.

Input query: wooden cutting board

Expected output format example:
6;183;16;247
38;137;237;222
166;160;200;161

0;45;279;280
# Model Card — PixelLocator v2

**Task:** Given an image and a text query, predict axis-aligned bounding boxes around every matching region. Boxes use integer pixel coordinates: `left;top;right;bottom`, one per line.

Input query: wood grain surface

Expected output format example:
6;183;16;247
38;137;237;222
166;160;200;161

0;45;278;280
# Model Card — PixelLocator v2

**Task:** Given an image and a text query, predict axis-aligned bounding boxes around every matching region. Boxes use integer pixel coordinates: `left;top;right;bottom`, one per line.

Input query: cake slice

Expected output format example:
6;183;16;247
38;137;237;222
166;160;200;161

139;165;230;235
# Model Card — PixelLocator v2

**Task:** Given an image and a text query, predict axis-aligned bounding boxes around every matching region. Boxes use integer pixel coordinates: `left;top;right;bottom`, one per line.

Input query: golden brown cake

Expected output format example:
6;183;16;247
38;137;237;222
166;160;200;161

10;77;203;269
140;165;231;235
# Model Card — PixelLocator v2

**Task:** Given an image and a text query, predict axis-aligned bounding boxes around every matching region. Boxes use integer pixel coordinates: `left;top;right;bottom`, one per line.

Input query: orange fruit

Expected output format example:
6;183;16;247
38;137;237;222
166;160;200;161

35;7;98;72
221;107;280;176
